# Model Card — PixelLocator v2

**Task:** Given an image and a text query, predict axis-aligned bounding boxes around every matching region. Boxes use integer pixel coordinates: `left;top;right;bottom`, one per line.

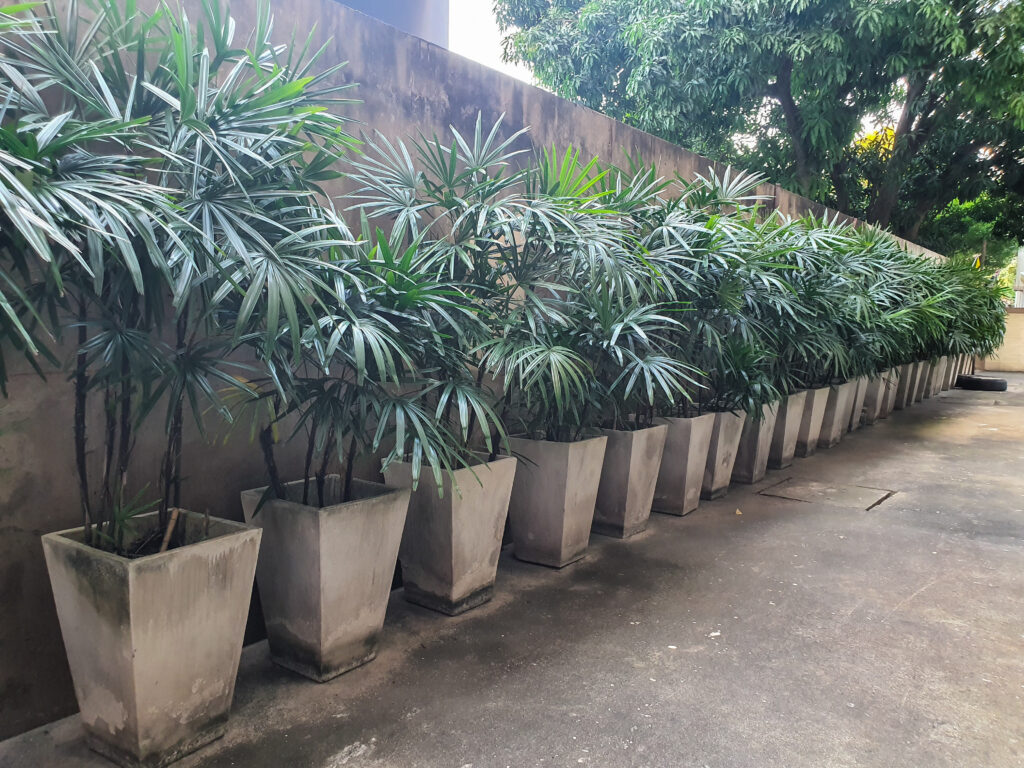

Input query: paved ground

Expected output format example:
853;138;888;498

4;374;1024;768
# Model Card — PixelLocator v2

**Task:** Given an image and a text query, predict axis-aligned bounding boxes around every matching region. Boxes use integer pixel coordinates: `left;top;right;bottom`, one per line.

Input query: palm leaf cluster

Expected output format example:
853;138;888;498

0;4;1006;555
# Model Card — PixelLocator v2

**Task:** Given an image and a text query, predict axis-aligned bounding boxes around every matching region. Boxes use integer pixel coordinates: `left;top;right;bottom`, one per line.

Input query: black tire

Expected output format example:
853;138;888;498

955;374;1008;392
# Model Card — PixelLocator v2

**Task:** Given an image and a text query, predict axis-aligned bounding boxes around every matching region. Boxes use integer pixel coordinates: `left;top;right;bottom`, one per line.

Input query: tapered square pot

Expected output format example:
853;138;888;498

913;361;930;402
928;357;947;397
701;410;748;500
861;371;890;426
941;355;957;390
732;403;779;484
651;413;715;516
507;435;607;567
847;376;869;432
795;386;831;458
768;390;808;469
383;457;516;615
819;381;857;449
240;477;409;682
593;424;668;538
42;513;260;768
882;368;900;416
893;363;912;410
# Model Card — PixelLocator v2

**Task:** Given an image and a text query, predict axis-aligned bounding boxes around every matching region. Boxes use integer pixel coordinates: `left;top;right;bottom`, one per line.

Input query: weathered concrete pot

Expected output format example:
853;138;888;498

929;357;947;397
593;424;668;538
882;368;900;416
913;361;930;402
847;376;869;432
768;390;808;470
240;477;409;682
893;363;913;410
651;413;715;516
383;457;516;615
701;410;748;500
861;372;889;426
42;513;260;768
818;381;857;449
507;435;607;567
941;355;957;390
732;403;779;484
795;386;831;458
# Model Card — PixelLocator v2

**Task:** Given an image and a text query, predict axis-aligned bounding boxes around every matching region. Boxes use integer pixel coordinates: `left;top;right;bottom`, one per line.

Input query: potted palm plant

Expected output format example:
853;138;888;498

17;2;356;763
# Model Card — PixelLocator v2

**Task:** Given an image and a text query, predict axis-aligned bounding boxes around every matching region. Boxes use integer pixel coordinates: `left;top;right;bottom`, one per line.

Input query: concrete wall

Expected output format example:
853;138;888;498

979;310;1024;372
336;0;449;48
0;0;944;740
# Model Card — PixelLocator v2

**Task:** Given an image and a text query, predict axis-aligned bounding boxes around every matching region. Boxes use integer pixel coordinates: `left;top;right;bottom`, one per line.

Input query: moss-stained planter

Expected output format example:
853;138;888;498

882;368;900;417
732;402;778;484
240;477;409;682
651;413;715;517
701;410;747;500
847;376;869;432
819;381;856;449
768;390;808;470
383;457;516;615
593;425;668;538
861;371;891;426
795;386;831;458
507;435;607;567
42;513;260;768
894;363;914;410
913;361;930;402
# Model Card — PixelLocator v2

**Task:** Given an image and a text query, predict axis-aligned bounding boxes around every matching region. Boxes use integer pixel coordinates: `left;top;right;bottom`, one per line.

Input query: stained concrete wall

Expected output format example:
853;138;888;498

0;0;944;740
979;310;1024;373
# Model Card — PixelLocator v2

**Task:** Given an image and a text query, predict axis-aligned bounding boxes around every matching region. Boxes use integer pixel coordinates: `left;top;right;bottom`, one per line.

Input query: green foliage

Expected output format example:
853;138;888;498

495;0;1024;238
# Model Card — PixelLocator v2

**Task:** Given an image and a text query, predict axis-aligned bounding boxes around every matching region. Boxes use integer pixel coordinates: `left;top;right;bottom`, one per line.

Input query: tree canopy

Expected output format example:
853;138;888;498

495;0;1024;243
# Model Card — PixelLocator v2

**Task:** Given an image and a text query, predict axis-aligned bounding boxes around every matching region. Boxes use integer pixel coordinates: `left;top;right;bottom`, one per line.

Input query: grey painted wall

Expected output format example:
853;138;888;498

0;0;943;742
336;0;449;47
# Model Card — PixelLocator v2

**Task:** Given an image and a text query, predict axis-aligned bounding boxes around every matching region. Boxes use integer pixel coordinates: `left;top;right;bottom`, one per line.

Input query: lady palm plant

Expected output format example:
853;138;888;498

2;0;358;554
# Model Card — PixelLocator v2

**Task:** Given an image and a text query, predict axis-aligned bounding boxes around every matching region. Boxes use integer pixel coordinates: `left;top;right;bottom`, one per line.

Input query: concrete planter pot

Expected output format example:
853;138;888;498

795;386;831;457
651;413;715;516
941;355;957;391
768;390;808;470
819;381;857;449
507;435;607;567
383;457;516;615
893;363;913;410
593;424;668;538
882;369;900;417
701;410;748;500
732;403;779;484
861;371;890;426
41;513;260;768
929;357;948;397
913;361;930;402
240;477;409;682
847;376;869;432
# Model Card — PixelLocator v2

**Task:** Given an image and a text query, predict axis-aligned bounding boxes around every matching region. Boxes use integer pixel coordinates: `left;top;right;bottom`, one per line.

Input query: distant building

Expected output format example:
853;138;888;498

336;0;449;48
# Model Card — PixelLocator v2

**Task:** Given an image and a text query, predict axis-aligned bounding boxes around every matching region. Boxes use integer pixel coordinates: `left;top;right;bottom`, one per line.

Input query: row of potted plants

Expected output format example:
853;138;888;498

0;2;1007;766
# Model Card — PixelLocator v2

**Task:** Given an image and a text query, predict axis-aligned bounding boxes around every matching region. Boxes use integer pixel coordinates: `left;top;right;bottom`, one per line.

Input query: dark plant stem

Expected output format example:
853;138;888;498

302;422;317;506
342;434;357;503
259;423;287;500
73;296;92;544
316;425;335;507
